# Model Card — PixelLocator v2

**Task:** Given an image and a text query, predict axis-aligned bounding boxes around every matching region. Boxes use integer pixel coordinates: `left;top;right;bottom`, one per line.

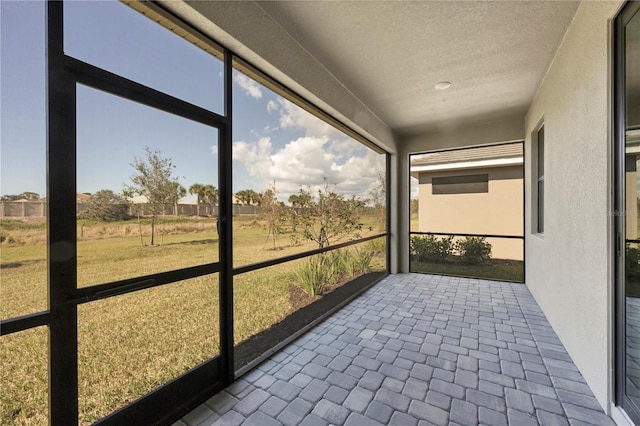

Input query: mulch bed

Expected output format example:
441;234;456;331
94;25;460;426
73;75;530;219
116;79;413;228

234;271;385;371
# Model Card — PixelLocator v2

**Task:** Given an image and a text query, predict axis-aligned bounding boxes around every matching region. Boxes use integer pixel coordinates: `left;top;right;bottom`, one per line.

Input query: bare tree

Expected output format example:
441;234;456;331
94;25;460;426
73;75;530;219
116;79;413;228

261;182;285;250
369;172;386;231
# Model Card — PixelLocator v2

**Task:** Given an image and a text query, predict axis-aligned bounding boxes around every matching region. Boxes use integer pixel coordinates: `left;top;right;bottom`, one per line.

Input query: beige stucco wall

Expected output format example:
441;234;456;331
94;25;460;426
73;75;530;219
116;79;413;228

398;117;525;272
524;0;623;412
417;165;523;260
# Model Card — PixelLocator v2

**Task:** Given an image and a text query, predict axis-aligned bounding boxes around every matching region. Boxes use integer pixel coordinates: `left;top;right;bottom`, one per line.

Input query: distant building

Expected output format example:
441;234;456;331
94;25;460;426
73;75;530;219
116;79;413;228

410;143;523;260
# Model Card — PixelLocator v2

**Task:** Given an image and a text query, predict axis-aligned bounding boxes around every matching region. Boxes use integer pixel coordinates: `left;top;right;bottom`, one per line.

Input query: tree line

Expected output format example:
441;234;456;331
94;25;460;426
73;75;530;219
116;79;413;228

4;148;385;248
1;192;41;201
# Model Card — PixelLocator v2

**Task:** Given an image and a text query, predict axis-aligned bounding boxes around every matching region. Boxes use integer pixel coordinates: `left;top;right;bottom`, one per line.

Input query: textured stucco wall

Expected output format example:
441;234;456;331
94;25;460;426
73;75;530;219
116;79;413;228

401;115;525;155
417;165;524;260
524;0;622;411
397;116;525;272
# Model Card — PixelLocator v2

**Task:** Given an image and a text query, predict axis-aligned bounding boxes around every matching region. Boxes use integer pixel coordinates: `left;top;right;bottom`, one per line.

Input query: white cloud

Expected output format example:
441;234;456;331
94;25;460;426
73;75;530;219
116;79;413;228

231;91;385;201
232;135;384;201
234;73;262;99
277;98;345;141
267;100;278;113
211;145;218;156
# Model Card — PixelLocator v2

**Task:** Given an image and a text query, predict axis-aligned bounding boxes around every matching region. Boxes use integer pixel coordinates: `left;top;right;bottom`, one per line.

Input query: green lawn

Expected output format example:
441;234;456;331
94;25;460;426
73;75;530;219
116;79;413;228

410;259;524;282
0;216;385;425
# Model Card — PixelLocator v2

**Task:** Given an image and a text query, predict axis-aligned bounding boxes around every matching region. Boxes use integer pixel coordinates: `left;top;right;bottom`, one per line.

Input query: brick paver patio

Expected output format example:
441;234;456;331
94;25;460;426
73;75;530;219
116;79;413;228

176;273;615;426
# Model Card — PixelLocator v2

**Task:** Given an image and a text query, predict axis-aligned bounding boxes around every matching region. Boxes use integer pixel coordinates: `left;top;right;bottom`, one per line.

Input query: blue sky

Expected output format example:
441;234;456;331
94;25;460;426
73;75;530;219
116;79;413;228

1;0;384;203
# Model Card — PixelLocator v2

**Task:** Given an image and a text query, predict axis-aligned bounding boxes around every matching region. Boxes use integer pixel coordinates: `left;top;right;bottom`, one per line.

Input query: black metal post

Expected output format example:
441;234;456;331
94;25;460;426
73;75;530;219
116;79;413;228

219;50;235;383
47;1;79;424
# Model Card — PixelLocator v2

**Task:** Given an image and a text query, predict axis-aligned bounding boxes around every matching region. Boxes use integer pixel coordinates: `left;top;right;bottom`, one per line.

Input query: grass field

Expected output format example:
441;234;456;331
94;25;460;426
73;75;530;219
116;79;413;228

0;215;386;425
410;259;524;282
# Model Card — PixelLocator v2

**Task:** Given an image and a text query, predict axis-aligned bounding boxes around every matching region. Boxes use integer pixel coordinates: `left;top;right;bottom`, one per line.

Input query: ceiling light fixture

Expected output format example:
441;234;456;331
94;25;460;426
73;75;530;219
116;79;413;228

435;81;452;90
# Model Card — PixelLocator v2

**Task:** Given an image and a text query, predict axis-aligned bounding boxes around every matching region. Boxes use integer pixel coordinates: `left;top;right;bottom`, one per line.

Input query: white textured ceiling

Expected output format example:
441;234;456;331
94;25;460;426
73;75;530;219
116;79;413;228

255;1;580;135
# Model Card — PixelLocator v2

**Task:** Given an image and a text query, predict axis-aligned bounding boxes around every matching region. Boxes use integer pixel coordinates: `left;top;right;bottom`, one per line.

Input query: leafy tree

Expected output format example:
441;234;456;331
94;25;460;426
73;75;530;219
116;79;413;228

124;147;183;246
201;185;218;210
295;181;365;249
77;189;130;222
288;192;313;208
235;189;260;214
235;189;248;205
248;190;261;205
288;190;313;235
1;192;40;201
250;190;261;205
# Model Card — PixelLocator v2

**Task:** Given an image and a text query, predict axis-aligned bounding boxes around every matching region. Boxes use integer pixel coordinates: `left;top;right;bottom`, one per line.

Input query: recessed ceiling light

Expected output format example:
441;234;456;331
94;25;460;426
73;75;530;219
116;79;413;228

435;81;452;90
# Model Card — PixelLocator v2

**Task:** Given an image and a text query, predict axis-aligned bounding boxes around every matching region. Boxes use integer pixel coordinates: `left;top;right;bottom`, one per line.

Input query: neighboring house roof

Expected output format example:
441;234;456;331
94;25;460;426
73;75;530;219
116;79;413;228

128;195;149;204
411;143;523;174
76;193;92;203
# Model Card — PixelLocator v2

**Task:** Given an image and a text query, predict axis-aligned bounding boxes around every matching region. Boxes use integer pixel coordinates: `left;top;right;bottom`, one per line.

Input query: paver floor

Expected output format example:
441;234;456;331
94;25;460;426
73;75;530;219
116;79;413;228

177;273;615;426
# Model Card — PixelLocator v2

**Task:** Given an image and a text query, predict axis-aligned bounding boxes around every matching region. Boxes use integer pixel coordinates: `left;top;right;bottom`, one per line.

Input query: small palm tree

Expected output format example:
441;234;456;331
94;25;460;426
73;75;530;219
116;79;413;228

190;183;218;216
170;182;186;216
202;184;218;216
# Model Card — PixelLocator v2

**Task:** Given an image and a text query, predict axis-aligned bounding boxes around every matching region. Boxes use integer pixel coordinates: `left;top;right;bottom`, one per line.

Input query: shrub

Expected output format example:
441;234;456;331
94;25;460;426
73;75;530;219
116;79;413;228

410;235;428;262
295;252;343;296
295;256;328;296
294;245;376;297
353;247;374;274
340;250;358;276
326;250;345;285
77;190;130;222
410;234;454;263
455;236;492;264
365;238;386;255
